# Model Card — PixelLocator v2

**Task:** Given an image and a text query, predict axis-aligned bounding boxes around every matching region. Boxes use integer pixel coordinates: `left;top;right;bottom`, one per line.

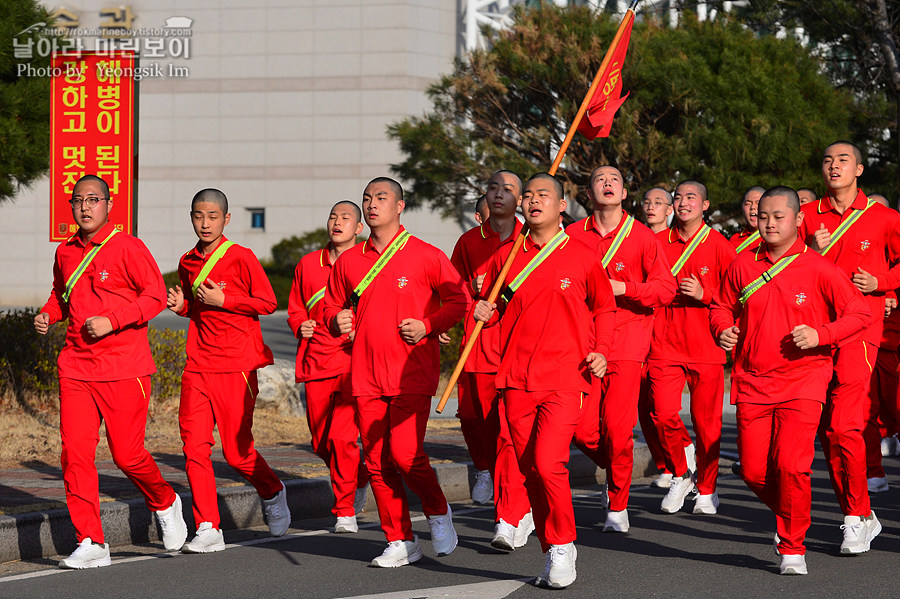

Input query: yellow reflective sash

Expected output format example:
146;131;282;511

349;230;410;308
739;247;806;305
501;229;568;302
735;230;761;254
191;240;234;296
821;200;875;256
670;224;711;276
62;228;119;303
305;286;327;311
601;214;635;269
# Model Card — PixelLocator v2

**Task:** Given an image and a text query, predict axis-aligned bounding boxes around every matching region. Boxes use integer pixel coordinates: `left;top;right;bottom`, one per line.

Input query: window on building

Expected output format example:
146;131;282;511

248;208;265;231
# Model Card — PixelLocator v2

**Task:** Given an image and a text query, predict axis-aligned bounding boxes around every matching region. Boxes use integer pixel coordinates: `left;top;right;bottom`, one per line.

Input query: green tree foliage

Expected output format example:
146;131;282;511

0;0;52;203
388;5;854;219
733;0;900;193
270;228;331;271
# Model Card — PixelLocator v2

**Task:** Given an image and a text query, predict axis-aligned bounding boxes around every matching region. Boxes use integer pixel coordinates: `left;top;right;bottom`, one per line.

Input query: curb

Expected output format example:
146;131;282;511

0;443;655;564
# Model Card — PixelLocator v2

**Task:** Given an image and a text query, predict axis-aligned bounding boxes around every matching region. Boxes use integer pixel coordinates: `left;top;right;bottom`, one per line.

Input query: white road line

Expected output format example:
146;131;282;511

335;579;530;599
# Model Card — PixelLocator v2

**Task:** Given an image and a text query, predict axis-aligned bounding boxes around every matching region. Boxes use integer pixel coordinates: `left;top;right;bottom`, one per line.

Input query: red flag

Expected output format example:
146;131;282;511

577;13;634;140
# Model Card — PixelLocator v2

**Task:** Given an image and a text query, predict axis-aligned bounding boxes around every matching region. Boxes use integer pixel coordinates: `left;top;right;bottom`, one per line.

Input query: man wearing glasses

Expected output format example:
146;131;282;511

640;188;674;234
34;174;187;569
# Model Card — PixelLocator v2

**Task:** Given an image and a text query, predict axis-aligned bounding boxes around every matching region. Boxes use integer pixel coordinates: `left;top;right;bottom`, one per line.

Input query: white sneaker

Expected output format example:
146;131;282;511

370;536;423;567
868;476;889;493
881;435;900;457
547;542;577;589
650;472;673;489
261;482;291;537
603;509;629;533
155;493;188;551
427;503;458;556
773;533;781;556
840;511;882;554
535;550;552;587
182;522;226;553
334;515;359;534
472;470;493;505
599;484;609;509
59;538;111;569
514;511;535;548
693;492;719;515
491;520;516;551
354;483;370;514
685;443;697;474
660;474;695;513
780;553;808;575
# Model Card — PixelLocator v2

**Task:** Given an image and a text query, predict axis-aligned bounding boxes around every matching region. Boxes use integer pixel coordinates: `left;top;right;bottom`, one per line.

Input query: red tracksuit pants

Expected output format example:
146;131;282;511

457;372;531;525
647;361;724;495
504;389;582;553
877;348;899;437
573;361;642;512
821;342;873;517
864;347;900;477
637;364;691;472
180;371;284;529
737;399;820;556
60;377;177;544
357;394;448;542
305;373;368;517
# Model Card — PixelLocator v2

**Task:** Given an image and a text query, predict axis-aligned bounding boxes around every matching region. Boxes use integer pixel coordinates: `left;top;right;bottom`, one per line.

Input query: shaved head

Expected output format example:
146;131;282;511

760;186;801;215
73;174;110;199
192;188;228;213
526;172;564;199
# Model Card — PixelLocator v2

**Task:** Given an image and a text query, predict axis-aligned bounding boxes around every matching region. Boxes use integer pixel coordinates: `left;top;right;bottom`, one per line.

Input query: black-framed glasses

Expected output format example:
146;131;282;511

69;196;109;208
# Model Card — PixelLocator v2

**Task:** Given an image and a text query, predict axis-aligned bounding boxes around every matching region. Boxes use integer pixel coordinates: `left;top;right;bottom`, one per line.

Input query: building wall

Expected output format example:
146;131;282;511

1;0;463;306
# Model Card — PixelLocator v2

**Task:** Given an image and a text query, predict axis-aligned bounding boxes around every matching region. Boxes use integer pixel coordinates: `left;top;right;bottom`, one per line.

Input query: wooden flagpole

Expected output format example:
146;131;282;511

435;0;639;413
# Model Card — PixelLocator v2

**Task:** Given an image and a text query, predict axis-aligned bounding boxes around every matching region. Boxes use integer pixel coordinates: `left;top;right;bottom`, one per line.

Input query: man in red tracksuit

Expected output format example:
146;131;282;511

449;170;534;550
712;187;871;575
635;187;694;489
35;174;187;569
167;188;289;553
288;201;369;534
567;166;676;533
324;177;470;568
862;193;899;490
474;173;616;589
647;180;736;515
729;186;764;255
798;140;900;552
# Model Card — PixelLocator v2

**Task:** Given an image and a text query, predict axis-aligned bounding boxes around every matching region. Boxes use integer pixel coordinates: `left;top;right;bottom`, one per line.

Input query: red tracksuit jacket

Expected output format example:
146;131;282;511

450;219;524;373
648;225;736;364
799;190;900;346
323;227;470;398
42;222;165;380
566;213;677;362
480;232;617;393
175;237;276;373
711;238;870;404
729;229;763;253
287;246;354;383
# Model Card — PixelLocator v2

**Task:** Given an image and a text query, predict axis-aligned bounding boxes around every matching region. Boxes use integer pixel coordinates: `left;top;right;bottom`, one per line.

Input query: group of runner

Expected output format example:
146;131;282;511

36;138;900;588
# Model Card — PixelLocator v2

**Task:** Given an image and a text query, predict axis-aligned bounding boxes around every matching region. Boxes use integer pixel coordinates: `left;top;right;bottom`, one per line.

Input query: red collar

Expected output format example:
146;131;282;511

187;235;229;259
523;227;564;252
363;226;406;254
70;222;118;248
755;237;807;263
585;210;628;238
817;189;868;214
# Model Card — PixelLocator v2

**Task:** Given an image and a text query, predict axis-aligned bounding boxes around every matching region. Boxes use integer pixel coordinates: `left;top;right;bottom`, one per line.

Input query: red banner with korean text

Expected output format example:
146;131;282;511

50;51;136;241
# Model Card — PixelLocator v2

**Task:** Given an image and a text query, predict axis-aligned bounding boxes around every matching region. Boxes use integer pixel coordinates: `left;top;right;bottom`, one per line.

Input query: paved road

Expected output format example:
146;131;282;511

3;432;899;599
